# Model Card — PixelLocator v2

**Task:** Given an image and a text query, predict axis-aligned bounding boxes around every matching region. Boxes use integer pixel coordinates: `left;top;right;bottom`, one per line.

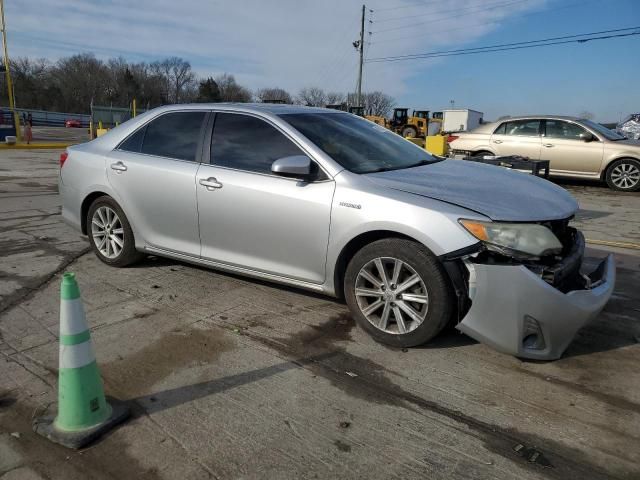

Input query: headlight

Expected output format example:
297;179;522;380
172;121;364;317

459;219;562;258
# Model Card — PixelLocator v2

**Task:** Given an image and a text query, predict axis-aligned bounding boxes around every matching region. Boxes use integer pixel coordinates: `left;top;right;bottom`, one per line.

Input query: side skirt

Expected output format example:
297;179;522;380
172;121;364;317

143;245;332;295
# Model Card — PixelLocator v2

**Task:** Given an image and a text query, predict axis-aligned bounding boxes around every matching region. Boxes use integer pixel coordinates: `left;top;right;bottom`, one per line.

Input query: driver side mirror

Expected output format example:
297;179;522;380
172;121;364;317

271;155;313;179
580;132;595;142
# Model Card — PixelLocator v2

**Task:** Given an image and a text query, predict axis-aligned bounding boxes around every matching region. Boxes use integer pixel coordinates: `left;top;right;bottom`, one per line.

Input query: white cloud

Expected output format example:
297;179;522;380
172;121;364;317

6;0;548;97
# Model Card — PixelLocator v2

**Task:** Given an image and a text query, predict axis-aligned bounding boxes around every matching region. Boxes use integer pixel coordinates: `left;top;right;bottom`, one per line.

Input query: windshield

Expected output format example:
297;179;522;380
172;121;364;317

581;119;626;140
280;112;438;174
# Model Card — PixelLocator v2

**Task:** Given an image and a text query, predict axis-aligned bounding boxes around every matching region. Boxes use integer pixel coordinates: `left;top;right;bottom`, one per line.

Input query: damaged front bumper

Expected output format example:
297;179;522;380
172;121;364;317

455;236;615;360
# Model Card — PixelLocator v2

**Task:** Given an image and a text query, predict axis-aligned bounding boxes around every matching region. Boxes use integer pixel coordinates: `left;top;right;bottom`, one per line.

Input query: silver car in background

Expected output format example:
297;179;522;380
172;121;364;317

448;115;640;191
59;104;615;360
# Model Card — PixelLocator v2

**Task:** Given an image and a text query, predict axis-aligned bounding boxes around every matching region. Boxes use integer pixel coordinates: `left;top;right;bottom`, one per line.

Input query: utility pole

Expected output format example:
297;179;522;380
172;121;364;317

355;4;365;108
0;0;19;141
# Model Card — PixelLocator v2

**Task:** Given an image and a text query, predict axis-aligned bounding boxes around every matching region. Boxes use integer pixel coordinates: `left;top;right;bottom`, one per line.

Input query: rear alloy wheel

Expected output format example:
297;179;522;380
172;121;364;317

473;150;494;158
344;238;453;348
87;196;143;267
92;206;124;259
606;159;640;191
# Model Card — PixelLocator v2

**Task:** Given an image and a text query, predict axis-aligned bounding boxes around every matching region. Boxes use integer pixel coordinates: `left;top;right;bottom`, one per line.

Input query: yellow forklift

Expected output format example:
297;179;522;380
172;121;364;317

390;108;434;138
365;108;430;138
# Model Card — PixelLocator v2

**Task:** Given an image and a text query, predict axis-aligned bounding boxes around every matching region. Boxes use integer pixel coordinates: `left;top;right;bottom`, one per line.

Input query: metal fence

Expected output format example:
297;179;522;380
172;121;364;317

91;105;147;129
0;108;91;128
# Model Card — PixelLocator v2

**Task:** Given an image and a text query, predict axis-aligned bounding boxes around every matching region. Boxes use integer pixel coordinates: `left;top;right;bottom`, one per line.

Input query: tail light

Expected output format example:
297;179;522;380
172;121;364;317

447;135;459;143
59;151;68;168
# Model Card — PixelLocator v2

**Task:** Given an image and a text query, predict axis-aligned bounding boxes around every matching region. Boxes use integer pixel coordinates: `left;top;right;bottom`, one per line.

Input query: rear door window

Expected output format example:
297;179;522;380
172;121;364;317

502;119;541;137
120;112;206;161
210;113;304;174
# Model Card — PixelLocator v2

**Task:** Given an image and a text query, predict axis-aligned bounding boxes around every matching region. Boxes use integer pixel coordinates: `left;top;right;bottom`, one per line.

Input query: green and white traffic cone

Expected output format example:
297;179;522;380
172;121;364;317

33;272;130;449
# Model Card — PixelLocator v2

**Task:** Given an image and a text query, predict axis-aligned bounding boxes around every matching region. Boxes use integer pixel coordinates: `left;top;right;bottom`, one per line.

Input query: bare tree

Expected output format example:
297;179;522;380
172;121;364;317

326;91;346;105
297;87;327;107
197;77;221;102
363;91;394;117
255;87;292;104
215;73;252;102
150;57;196;103
6;57;52;110
50;53;110;112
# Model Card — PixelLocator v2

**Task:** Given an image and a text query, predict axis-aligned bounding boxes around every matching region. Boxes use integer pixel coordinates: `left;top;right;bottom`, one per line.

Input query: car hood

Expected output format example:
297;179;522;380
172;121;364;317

365;159;578;222
609;138;640;147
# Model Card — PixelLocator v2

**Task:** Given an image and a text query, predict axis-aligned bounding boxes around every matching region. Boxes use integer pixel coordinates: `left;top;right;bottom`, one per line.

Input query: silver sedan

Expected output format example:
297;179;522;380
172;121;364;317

59;104;615;360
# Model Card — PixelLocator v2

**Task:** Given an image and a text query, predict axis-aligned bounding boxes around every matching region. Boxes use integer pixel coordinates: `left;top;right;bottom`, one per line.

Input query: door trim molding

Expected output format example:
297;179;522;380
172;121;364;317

143;245;328;293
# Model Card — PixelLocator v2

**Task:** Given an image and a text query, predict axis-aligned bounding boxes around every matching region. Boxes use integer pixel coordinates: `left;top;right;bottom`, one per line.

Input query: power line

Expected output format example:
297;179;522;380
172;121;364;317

374;0;438;13
374;0;530;24
365;27;640;63
369;0;587;45
372;0;530;34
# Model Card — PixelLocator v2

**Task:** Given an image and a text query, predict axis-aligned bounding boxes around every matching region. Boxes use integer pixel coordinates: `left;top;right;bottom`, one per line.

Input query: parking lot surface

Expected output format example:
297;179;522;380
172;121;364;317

1;150;639;479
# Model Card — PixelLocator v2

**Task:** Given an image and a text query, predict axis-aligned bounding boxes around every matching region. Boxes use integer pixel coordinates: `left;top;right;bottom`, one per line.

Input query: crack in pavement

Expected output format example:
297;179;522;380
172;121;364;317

0;246;91;316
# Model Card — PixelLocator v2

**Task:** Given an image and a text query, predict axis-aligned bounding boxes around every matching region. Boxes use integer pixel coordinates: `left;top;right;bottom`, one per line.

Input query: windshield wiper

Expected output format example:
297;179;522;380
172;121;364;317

364;166;399;173
406;158;443;169
363;157;444;174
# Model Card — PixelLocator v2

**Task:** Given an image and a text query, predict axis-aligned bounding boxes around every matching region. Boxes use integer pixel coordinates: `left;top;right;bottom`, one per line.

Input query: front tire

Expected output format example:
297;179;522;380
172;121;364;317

87;196;143;267
401;126;418;138
605;158;640;191
344;238;453;348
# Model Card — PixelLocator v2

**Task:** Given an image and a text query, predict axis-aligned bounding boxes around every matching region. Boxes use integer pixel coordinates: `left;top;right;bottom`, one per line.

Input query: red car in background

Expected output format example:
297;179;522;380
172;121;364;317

65;119;81;128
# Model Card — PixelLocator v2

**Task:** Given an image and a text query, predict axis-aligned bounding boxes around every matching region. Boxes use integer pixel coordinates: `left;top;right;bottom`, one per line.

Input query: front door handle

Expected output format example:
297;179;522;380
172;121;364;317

543;143;554;148
110;161;127;172
493;139;503;144
199;177;223;190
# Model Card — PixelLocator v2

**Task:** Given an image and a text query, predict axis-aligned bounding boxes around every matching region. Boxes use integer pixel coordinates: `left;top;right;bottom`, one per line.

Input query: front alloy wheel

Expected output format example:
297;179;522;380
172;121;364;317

355;257;429;334
344;238;453;348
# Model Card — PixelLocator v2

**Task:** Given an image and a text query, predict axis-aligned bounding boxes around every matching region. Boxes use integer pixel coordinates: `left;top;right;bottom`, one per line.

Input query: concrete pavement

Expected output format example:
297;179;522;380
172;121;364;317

1;150;639;479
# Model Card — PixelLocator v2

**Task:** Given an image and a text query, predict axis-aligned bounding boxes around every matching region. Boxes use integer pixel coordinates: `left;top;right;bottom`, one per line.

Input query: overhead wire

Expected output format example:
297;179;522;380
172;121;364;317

372;0;530;34
365;27;640;63
374;0;439;13
315;24;360;90
369;0;588;45
374;0;531;24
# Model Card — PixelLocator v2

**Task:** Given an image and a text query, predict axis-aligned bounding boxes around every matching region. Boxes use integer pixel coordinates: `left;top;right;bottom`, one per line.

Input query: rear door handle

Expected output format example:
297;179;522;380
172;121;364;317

493;140;503;144
110;161;127;172
199;177;223;190
543;143;554;148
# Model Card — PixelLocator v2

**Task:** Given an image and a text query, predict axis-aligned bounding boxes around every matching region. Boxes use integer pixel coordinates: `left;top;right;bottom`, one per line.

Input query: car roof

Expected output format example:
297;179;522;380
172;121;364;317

148;103;334;116
486;114;584;125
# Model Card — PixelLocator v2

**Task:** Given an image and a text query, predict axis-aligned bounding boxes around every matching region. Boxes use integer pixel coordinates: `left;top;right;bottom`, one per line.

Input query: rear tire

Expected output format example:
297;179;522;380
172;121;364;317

344;238;453;348
87;196;143;267
401;126;418;138
473;150;494;158
605;158;640;191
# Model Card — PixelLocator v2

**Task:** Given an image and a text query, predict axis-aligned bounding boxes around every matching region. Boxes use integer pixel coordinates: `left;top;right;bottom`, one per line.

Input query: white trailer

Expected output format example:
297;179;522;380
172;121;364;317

441;109;484;133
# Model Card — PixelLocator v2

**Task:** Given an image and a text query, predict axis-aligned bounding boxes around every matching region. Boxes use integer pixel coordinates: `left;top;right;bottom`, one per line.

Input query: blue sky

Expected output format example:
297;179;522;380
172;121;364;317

5;0;640;121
